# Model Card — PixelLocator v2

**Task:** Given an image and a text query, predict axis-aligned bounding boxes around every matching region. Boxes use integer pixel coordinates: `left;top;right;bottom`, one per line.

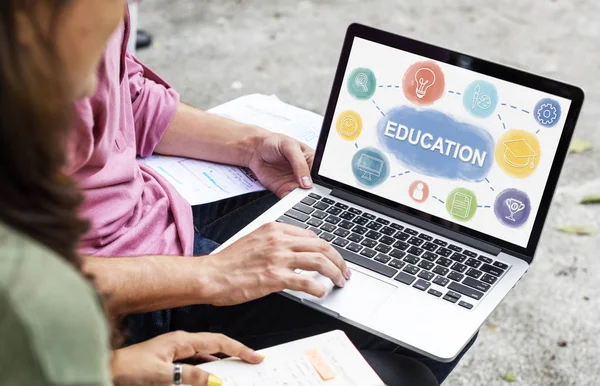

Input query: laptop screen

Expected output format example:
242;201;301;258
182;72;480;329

317;37;572;249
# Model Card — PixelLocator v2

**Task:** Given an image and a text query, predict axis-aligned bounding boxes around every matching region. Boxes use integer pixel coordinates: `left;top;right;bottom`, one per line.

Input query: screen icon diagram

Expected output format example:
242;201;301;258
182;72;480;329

472;84;492;110
462;81;498;118
347;68;376;100
494;189;531;228
351;147;389;187
534;98;561;127
446;188;477;221
355;73;369;92
503;139;537;169
409;180;429;203
336;110;362;140
495;130;541;178
505;198;525;222
414;68;436;99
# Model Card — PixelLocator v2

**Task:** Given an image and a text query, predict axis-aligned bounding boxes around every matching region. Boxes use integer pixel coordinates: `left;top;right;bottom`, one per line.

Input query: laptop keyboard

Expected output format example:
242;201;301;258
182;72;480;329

276;193;511;310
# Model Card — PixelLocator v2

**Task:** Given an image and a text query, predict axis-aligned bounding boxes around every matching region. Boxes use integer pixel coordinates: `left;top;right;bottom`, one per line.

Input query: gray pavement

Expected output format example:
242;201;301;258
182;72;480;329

138;1;600;384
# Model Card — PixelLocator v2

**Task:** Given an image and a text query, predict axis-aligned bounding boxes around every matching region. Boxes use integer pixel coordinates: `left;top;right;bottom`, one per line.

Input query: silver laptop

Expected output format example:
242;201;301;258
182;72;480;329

214;24;584;362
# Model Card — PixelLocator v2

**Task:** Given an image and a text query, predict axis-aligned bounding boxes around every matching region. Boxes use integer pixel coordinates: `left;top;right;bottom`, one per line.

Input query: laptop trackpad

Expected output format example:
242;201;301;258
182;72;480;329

299;270;397;320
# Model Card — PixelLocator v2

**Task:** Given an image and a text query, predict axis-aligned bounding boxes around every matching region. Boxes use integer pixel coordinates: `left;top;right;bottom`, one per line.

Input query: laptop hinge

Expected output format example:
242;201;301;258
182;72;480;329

331;188;502;256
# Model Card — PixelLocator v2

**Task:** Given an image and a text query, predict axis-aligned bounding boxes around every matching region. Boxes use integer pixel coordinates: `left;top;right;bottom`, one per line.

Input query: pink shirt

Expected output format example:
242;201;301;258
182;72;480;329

68;19;193;257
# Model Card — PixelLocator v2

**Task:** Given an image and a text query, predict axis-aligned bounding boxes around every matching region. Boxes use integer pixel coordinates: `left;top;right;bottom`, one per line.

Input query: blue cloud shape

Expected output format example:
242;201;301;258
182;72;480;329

377;106;494;182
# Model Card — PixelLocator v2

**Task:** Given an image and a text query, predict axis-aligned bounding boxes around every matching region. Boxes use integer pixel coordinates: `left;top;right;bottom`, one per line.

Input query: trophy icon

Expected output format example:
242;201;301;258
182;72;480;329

505;198;525;222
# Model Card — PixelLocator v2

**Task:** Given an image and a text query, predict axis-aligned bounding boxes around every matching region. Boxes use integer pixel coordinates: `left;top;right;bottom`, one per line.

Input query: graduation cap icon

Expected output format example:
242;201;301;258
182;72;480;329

503;139;537;169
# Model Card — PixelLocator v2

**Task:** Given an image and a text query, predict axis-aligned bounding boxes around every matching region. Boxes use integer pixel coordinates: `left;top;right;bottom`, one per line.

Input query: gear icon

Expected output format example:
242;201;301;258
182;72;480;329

536;103;558;125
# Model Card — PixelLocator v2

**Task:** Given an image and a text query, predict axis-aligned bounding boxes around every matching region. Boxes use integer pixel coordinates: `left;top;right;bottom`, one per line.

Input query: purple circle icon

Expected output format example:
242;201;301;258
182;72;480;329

494;189;531;228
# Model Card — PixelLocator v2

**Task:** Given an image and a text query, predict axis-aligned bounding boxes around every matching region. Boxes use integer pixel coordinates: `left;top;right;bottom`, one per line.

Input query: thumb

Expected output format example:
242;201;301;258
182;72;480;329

180;364;223;386
280;138;312;189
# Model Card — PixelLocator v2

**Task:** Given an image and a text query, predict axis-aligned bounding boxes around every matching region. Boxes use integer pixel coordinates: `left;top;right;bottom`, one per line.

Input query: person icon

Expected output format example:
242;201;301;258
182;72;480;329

408;180;429;203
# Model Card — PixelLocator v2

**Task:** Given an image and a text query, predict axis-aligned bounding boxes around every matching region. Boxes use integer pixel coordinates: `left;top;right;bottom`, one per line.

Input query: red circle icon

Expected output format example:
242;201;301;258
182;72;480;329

402;61;445;106
408;180;429;203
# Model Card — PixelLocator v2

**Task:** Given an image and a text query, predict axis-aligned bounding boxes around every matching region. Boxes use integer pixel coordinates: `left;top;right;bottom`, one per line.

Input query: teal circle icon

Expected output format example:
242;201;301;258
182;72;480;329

347;68;377;100
352;147;389;187
462;80;498;118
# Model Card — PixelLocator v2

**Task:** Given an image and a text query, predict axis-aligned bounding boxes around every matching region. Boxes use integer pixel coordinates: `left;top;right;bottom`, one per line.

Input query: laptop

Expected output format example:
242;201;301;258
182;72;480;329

213;24;584;362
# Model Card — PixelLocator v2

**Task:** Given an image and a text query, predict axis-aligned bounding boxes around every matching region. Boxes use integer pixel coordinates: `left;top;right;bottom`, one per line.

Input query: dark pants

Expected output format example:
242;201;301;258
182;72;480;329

126;191;477;385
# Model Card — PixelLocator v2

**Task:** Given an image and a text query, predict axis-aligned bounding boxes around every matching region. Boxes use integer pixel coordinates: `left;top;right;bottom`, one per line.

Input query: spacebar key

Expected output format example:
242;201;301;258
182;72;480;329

332;245;398;278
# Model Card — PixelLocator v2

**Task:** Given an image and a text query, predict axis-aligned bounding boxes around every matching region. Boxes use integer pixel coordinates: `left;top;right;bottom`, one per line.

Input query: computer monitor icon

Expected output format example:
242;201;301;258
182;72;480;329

358;154;384;181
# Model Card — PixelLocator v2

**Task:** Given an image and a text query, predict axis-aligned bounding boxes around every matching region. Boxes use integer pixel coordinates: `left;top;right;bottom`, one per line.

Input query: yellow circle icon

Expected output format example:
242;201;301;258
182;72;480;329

494;129;541;178
336;110;363;141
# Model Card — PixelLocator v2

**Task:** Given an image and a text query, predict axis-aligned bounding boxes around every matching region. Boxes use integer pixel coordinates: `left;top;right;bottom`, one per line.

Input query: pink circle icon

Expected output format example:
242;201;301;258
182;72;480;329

409;180;429;203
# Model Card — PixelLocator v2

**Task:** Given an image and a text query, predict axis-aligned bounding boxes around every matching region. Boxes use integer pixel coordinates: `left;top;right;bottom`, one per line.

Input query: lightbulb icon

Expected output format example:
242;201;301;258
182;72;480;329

414;68;436;99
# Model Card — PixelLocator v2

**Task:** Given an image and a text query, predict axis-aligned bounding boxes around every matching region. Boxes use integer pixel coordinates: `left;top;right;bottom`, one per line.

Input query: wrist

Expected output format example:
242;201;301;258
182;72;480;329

241;124;269;168
190;254;227;306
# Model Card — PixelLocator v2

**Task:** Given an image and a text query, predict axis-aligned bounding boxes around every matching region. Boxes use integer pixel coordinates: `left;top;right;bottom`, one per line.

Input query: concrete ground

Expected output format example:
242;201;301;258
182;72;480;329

138;1;600;384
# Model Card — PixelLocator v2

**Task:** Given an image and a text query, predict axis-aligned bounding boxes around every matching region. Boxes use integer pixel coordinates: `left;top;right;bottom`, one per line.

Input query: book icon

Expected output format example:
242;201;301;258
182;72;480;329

450;192;472;219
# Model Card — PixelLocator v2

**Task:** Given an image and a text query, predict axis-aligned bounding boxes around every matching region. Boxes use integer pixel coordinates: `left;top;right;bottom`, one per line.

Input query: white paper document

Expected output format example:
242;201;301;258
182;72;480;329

198;330;384;386
140;94;323;205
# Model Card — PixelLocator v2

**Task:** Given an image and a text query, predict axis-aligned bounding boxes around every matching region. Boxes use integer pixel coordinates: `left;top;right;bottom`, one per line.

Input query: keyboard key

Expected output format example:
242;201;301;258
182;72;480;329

436;257;452;267
480;263;503;277
394;272;416;285
366;230;382;240
458;301;473;310
333;228;350;238
422;252;437;261
419;233;433;241
418;270;435;281
390;223;404;230
314;201;329;211
443;294;459;303
465;268;483;279
335;202;348;210
339;220;354;229
451;262;468;273
433;266;449;276
353;225;368;235
448;244;462;252
408;236;424;246
374;253;391;264
393;241;410;251
437;247;453;257
362;213;376;220
313;210;327;219
422;242;438;252
403;264;420;275
481;274;498;285
307;218;323;227
404;228;419;236
347;242;363;253
427;289;443;297
448;271;464;282
360;248;377;258
380;226;396;236
403;254;420;265
322;198;335;205
366;221;383;231
389;249;406;259
361;239;377;248
333;237;350;247
348;207;362;215
448;282;484;300
465;258;482;268
332;245;398;278
293;203;315;214
325;215;341;225
285;209;309;222
375;244;392;254
433;276;450;287
319;232;335;242
347;233;364;243
450;253;467;263
379;235;395;245
320;223;336;233
418;261;434;271
463;277;491;292
352;216;369;225
393;231;410;241
413;279;431;291
478;255;493;264
493;261;509;270
407;246;424;256
339;211;356;220
389;259;405;269
308;193;322;199
376;218;390;225
463;250;478;258
308;227;322;235
301;197;316;206
433;239;448;247
447;290;462;299
326;207;342;215
277;215;309;229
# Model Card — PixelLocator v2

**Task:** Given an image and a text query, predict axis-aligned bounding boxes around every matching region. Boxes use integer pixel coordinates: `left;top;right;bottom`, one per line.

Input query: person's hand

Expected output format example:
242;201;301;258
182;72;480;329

111;331;264;386
247;133;315;198
201;222;351;306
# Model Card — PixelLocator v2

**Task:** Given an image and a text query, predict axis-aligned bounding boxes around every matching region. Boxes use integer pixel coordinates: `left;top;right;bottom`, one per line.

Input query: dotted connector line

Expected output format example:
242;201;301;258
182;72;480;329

371;99;385;116
391;170;411;179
